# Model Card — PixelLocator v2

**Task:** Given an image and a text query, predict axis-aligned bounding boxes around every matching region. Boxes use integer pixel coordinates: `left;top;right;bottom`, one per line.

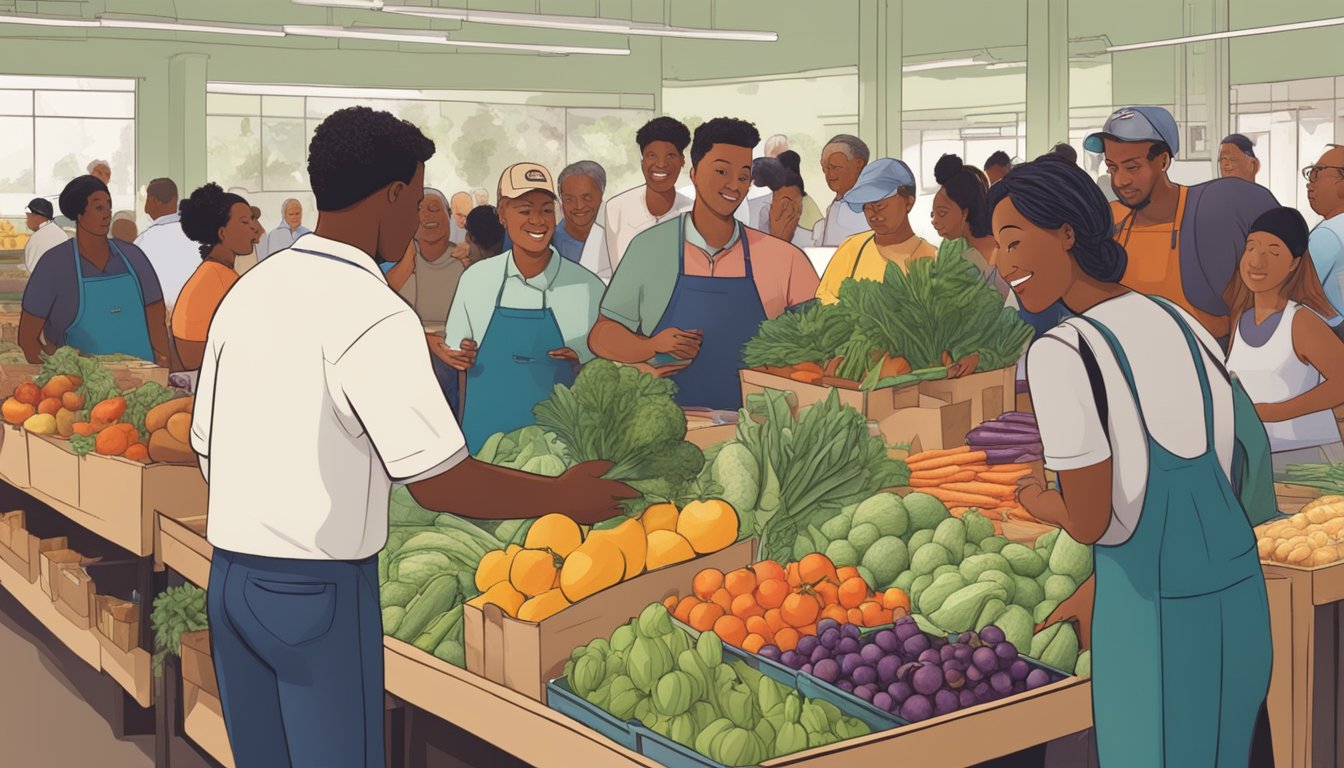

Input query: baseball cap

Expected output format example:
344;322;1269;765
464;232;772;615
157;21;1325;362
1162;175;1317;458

843;158;917;212
497;162;556;201
1084;106;1180;156
26;198;54;219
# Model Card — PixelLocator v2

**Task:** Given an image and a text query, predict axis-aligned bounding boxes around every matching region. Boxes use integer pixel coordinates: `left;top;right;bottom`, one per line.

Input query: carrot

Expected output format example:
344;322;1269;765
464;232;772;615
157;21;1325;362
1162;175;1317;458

909;471;976;487
942;481;1017;500
920;487;1001;508
907;446;972;464
977;470;1031;485
986;463;1034;474
961;464;991;473
794;362;824;375
879;354;912;379
789;370;824;384
908;464;967;480
907;451;988;473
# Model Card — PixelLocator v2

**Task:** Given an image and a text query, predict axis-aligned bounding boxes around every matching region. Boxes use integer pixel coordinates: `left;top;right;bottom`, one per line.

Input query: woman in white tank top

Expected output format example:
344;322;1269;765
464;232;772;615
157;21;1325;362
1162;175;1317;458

1224;207;1344;470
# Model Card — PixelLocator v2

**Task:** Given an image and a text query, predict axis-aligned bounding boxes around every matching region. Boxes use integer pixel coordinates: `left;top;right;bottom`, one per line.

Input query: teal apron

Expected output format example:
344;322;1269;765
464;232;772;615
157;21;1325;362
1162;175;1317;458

651;216;767;410
1076;303;1271;767
66;239;155;361
460;264;575;453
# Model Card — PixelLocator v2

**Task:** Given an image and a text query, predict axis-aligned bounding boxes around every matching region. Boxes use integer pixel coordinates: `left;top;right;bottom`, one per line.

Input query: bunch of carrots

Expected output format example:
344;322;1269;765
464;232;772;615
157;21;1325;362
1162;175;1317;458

661;553;910;655
905;445;1045;524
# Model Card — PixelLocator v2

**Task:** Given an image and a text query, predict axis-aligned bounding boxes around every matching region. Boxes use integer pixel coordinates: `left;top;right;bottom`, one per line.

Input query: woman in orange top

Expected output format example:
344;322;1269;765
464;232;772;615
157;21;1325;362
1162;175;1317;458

173;183;254;371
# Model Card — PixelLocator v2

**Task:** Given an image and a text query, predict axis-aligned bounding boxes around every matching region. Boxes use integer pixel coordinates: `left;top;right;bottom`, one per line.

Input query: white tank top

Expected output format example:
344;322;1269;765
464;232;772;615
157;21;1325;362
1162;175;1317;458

1227;301;1342;452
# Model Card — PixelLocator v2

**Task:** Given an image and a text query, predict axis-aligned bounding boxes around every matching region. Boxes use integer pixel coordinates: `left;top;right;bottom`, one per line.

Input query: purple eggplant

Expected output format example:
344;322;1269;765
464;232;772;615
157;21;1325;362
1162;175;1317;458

984;447;1031;464
997;412;1038;425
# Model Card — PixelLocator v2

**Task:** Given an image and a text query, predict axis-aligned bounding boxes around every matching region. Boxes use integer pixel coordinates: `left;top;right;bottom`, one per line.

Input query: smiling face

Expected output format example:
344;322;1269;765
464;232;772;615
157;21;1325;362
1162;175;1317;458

862;193;914;238
822;149;866;196
284;201;303;229
560;173;603;231
1219;143;1259;182
1104;139;1167;209
500;190;557;256
642;140;685;194
931;187;967;240
691;143;752;219
417;194;450;244
1240;231;1298;297
991;196;1077;314
221;203;257;256
78;191;113;238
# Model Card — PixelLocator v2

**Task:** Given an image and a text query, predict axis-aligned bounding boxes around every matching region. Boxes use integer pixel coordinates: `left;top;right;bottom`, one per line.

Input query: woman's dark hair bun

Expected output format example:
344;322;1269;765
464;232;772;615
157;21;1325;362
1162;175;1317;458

179;182;247;258
934;154;965;186
777;150;802;174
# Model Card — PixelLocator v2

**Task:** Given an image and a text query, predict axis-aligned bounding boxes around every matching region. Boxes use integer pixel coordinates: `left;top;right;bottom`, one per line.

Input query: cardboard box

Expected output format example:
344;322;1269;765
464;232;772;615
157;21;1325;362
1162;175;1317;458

40;548;89;600
739;366;1013;451
0;510;68;583
182;679;235;768
95;595;140;653
464;538;756;702
0;363;40;399
54;561;95;629
0;423;30;488
180;629;219;699
100;360;169;389
27;432;80;509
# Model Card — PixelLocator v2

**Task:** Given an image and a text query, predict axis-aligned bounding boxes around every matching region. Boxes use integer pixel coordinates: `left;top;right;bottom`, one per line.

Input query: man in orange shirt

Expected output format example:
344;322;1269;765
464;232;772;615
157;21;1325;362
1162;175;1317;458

1086;106;1277;346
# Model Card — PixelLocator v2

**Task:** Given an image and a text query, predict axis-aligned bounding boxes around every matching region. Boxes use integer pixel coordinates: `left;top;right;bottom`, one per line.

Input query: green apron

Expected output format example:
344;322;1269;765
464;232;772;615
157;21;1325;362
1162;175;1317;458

1075;305;1271;767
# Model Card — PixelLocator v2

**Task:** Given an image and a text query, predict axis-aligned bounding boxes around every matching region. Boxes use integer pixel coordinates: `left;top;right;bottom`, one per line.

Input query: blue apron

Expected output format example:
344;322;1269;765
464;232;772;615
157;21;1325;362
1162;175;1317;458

460;266;575;452
66;239;155;361
651;217;767;410
1076;306;1270;767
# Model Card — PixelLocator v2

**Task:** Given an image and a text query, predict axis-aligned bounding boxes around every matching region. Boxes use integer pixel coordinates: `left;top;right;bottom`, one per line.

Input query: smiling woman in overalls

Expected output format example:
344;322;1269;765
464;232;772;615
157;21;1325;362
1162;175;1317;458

588;117;820;411
19;175;168;365
438;163;606;452
990;159;1271;766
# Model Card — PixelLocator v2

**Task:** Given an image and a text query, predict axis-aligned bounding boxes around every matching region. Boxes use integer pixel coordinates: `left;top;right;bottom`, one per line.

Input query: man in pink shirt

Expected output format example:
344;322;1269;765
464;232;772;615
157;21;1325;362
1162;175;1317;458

589;117;820;410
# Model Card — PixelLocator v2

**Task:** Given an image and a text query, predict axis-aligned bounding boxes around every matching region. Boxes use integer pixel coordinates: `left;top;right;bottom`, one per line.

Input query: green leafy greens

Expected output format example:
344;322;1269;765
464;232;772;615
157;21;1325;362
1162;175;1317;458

150;583;208;674
35;346;119;421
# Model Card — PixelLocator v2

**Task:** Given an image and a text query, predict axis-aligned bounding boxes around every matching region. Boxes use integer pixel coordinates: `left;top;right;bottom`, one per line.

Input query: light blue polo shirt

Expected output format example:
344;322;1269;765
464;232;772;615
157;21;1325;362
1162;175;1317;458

1309;215;1344;326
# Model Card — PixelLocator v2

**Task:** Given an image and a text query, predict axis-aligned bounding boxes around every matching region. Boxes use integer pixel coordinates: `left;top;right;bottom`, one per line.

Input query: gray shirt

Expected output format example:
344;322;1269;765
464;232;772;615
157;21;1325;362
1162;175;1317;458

21;238;164;347
397;241;466;330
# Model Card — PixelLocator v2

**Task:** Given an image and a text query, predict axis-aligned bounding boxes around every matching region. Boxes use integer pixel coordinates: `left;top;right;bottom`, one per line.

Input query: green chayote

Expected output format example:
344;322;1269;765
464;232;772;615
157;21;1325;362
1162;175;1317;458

695;718;735;756
636;602;673;638
697;630;724;668
629;636;674;693
775;721;808;756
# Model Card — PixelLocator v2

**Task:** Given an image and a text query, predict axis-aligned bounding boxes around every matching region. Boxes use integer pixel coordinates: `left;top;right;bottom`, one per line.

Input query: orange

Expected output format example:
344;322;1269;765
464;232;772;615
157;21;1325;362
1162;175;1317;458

838;577;870;610
745;615;772;640
775;627;801;652
676;499;739;554
713;615;748;647
663;595;678;612
837;566;861;583
798;553;839;586
731;593;763;620
693;568;724;601
751;560;786;584
742;633;767;654
860;601;888;627
689;602;725;632
755;578;789;610
674;595;699;624
796;623;817;637
641;503;680;534
881;588;911;613
764;608;787;635
814;582;839;607
847;608;865;626
780;592;820;628
724;569;758;598
821;604;848;625
785;562;802;587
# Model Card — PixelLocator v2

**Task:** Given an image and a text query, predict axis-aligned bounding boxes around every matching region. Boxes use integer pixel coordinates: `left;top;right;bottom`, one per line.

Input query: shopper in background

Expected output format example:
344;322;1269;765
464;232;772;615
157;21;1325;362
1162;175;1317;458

387;188;465;330
1305;144;1344;338
172;183;253;372
258;198;310;260
931;153;1006;298
192;107;633;768
451;204;507;267
996;158;1270;768
1047;142;1078;165
590;117;819;410
135;177;198;311
983;151;1012;185
750;157;813;249
779;151;823;233
20;175;167;364
1087;105;1277;346
1225;207;1344;469
472;187;490;207
1219;134;1261;184
602;116;694;274
22;197;68;274
554;160;608;269
449;191;473;245
763;133;789;158
812;134;871;246
439;163;605;451
87;159;111;186
233;206;263;276
110;210;138;242
815;158;936;303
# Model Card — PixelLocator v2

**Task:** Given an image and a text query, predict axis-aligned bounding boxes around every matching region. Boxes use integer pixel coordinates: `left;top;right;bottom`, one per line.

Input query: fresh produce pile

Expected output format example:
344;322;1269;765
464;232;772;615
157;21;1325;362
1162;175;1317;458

906;446;1044;523
766;617;1068;722
0;341;28;364
703;389;908;561
965;412;1043;464
1282;464;1344;495
476;425;570;477
150;583;207;673
564;603;878;765
0;220;30;252
472;501;740;623
664;554;910;654
1255;495;1344;567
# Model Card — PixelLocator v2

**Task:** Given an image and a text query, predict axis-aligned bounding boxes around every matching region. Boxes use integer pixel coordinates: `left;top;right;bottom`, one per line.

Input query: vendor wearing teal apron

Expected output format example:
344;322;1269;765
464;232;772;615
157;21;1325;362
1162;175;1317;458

991;159;1271;766
588;117;820;410
19;175;167;365
439;163;606;452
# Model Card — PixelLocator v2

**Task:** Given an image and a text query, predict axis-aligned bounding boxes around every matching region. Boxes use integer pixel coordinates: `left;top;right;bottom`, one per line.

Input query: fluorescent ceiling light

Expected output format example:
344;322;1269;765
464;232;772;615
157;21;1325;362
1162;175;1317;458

283;25;626;55
210;81;425;99
291;0;383;7
0;14;99;28
380;4;776;42
985;61;1026;70
903;57;982;73
99;18;285;37
1107;15;1344;51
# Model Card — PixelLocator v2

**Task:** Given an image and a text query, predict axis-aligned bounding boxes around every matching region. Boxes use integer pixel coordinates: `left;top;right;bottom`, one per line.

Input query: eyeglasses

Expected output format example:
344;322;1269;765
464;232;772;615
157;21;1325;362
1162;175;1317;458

1302;165;1344;183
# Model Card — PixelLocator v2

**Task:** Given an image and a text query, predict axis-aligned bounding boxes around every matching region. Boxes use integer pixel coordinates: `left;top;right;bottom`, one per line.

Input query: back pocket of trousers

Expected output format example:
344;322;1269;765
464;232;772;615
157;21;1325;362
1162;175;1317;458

244;578;337;647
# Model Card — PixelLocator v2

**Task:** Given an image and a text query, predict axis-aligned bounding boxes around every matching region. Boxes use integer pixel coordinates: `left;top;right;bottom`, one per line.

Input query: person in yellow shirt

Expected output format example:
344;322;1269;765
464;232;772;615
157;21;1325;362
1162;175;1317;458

816;158;936;304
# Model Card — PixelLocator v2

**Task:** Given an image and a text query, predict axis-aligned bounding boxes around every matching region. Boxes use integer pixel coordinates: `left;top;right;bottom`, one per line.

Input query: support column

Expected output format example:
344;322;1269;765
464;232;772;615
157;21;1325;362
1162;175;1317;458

168;53;209;196
1025;0;1069;159
1208;0;1231;167
858;0;903;157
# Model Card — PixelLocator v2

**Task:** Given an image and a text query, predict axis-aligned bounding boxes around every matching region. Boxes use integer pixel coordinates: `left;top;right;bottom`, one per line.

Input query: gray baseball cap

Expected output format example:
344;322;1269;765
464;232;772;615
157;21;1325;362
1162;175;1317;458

1084;106;1180;156
843;158;917;212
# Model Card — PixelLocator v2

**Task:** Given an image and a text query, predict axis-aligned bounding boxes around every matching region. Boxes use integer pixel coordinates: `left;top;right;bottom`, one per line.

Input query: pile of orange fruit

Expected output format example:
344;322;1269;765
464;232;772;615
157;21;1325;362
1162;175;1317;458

662;553;910;655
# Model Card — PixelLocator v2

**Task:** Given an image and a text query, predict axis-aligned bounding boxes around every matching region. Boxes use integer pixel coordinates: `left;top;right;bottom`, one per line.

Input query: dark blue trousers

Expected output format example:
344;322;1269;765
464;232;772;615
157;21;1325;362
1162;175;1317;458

207;549;383;768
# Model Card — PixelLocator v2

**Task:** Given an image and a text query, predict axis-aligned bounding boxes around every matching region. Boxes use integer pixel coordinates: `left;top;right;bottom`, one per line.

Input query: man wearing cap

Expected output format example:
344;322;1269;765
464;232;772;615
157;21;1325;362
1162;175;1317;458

1220;134;1261;184
437;162;605;452
813;134;873;247
22;198;69;274
589;117;820;411
1088;105;1278;345
815;158;936;304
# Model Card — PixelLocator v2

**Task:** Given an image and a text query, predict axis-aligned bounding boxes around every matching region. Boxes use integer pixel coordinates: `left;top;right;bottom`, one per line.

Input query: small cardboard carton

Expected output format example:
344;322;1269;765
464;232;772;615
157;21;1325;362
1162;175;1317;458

54;562;96;630
40;548;90;600
95;595;140;653
0;423;31;488
80;452;209;557
0;510;68;583
26;432;80;509
180;630;219;699
463;538;756;703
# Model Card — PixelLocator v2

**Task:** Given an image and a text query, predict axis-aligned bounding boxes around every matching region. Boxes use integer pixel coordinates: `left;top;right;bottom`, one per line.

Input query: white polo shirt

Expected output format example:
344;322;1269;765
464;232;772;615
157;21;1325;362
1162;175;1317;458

601;185;693;276
135;213;199;310
23;219;70;274
192;234;468;560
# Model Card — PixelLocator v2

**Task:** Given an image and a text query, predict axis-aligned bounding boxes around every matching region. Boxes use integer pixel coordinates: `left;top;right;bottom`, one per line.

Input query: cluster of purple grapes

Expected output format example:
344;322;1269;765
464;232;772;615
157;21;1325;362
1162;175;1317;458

759;617;1056;722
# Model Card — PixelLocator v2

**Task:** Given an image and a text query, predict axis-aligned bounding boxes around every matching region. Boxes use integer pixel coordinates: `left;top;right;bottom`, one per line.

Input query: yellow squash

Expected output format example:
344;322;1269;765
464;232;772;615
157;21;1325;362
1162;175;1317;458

517;588;572;622
468;581;526;617
510;547;563;597
475;544;521;592
525;513;583;557
645;530;696;571
676;499;739;554
560;535;626;603
641;503;680;535
588;517;647;580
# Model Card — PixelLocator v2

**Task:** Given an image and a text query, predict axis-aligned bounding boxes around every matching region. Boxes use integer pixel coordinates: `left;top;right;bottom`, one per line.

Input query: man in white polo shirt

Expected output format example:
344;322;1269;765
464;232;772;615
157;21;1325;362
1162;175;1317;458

599;117;694;280
190;106;633;767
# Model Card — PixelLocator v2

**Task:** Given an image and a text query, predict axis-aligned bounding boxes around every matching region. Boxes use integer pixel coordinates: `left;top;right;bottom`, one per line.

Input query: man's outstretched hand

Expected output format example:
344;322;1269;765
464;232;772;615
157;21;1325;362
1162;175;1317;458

553;460;639;525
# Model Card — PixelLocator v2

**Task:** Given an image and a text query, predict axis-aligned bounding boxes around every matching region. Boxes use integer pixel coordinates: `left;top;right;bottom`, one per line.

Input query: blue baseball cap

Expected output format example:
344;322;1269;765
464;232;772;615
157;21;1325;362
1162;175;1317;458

1083;106;1180;157
843;158;917;212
